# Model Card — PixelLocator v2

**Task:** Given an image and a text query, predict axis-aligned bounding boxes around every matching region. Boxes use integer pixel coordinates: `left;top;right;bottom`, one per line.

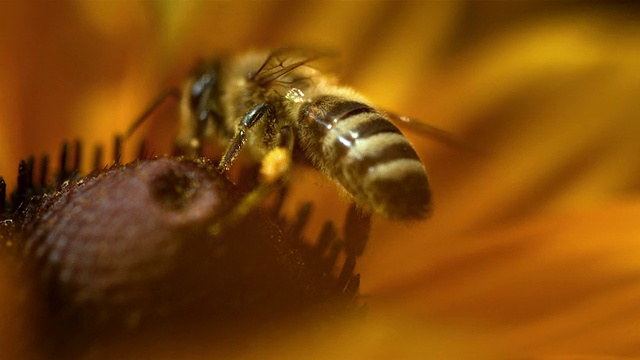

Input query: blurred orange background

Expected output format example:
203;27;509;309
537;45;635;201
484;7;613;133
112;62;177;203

2;1;640;358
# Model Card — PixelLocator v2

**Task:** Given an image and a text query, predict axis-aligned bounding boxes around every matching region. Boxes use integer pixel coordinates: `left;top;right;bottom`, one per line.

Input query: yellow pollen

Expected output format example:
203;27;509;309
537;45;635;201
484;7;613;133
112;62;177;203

260;148;291;184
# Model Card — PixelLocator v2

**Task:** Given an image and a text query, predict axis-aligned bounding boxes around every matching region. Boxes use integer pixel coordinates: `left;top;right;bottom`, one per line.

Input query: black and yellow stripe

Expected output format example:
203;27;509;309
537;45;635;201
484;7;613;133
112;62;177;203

300;95;431;219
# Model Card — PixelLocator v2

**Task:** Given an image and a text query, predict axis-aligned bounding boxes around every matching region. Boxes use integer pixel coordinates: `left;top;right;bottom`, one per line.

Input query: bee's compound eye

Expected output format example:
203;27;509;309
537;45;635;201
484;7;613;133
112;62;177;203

191;74;212;96
189;73;213;110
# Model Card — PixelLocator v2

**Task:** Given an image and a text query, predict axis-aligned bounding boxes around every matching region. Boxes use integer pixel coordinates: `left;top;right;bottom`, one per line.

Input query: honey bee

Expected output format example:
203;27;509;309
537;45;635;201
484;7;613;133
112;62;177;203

128;48;432;220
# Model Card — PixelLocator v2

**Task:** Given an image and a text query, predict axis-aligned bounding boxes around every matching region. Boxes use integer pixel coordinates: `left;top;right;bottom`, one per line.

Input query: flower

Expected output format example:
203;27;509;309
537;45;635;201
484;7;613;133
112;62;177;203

1;1;640;358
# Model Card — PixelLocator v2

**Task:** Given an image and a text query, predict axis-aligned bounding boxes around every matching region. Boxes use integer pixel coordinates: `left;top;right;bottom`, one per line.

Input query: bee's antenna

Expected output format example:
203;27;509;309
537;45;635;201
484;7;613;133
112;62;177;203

123;88;181;141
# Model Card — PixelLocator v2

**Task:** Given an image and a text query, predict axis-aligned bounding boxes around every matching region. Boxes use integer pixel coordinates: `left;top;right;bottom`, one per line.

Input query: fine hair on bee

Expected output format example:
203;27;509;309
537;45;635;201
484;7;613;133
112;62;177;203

125;48;441;220
1;136;371;358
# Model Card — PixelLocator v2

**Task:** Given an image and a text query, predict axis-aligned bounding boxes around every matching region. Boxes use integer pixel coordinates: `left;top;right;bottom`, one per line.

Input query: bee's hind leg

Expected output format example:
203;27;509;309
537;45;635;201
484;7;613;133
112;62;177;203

260;125;295;217
260;125;294;185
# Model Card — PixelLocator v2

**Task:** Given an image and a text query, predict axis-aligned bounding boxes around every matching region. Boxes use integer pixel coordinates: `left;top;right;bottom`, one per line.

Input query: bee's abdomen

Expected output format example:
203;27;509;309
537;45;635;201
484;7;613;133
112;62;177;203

301;95;431;219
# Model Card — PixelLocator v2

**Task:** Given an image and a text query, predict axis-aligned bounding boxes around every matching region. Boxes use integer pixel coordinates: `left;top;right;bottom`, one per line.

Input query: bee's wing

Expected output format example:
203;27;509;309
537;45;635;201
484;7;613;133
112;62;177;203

250;48;332;86
385;111;476;153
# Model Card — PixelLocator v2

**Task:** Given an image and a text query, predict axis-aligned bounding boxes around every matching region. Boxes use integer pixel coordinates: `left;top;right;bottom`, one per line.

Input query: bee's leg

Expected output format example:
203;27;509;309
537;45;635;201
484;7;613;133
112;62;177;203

259;125;294;185
209;128;294;236
212;123;298;244
218;103;276;173
338;204;371;295
208;173;287;236
210;109;293;234
255;125;295;218
210;108;294;234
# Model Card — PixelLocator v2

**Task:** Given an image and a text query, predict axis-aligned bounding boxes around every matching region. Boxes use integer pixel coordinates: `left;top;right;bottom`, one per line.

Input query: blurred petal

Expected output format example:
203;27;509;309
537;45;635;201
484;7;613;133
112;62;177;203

364;199;640;357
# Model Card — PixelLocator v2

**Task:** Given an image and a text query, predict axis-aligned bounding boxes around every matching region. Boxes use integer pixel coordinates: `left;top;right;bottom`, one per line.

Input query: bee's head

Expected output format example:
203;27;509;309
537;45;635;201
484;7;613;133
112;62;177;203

186;60;224;142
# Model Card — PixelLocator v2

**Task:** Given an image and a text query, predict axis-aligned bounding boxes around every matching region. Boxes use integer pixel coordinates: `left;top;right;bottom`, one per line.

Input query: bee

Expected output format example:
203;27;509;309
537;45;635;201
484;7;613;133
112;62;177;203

128;48;432;220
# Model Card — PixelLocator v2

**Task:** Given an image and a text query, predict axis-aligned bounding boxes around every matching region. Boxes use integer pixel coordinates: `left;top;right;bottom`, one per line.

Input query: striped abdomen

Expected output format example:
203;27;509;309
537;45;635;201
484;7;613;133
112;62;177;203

298;95;431;220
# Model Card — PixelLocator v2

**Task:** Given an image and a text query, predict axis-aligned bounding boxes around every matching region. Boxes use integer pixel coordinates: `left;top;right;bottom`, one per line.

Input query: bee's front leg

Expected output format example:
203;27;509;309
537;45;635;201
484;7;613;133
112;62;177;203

210;105;293;234
218;103;276;173
209;125;295;235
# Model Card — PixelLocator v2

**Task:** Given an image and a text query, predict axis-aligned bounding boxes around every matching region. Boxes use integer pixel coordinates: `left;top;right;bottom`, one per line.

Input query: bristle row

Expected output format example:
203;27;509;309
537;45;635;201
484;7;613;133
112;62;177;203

1;136;151;217
287;201;369;296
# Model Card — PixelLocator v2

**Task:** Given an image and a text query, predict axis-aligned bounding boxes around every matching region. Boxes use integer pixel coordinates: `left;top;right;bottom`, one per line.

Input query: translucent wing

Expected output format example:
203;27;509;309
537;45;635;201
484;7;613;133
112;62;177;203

385;111;476;153
250;48;332;86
